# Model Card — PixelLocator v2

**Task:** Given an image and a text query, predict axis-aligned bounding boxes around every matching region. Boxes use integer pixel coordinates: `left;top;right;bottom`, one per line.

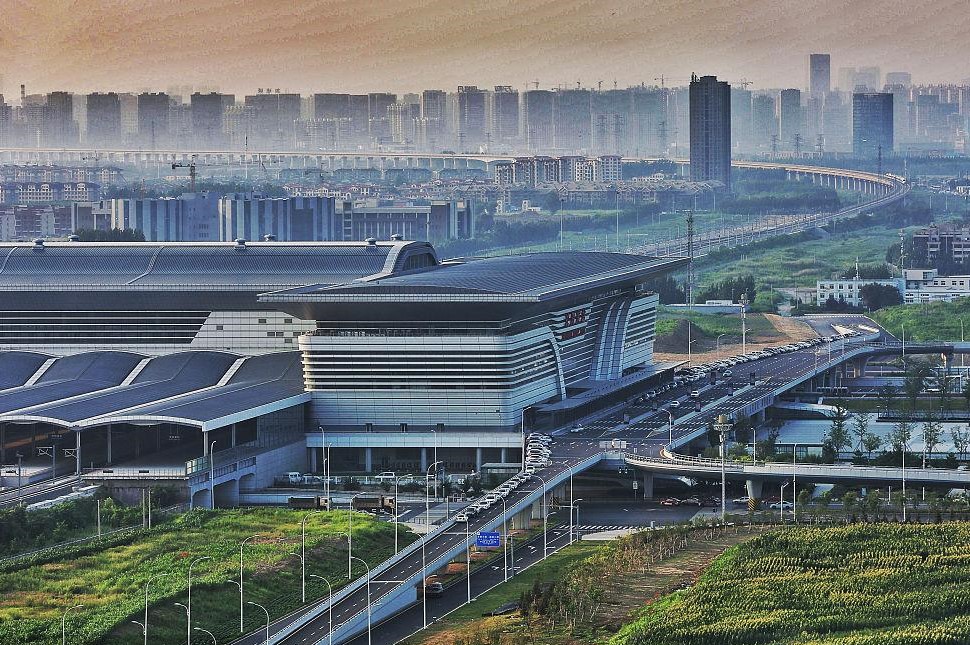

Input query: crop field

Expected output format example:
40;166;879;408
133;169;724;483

0;507;411;645
613;523;970;645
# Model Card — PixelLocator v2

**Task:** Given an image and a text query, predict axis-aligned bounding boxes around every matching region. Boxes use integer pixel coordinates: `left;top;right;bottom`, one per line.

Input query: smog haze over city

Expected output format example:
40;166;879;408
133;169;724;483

1;0;969;93
5;3;970;645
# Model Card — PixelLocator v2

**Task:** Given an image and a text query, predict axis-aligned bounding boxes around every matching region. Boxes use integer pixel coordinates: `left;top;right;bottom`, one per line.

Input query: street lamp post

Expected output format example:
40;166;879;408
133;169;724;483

902;438;907;522
666;409;675;447
141;573;170;645
193;627;218;645
780;481;789;524
499;496;509;582
299;512;314;603
350;556;372;645
533;473;549;558
208;439;216;510
792;443;798;523
62;604;83;645
238;535;259;633
424;462;443;527
715;415;732;523
464;515;471;605
174;603;189;645
187;556;211;645
715;333;727;361
309;575;333;645
247;601;270;645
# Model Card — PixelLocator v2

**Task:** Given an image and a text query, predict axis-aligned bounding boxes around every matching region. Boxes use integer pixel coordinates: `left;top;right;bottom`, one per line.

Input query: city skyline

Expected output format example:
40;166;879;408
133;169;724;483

1;0;969;95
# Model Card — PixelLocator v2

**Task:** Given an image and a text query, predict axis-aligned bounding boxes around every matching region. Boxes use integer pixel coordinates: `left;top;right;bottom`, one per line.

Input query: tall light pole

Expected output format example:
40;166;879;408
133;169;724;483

187;556;211;645
348;492;366;579
174;603;189;645
247;601;270;645
62;604;83;645
715;333;727;361
902;438;907;522
141;573;170;645
500;496;509;582
318;424;330;502
464;515;471;605
193;627;217;645
792;442;798;523
299;512;314;603
208;439;216;509
715;414;732;523
533;473;549;558
350;556;372;645
424;461;443;526
740;294;749;355
238;535;259;633
393;472;409;553
309;575;333;645
666;409;675;447
421;460;441;630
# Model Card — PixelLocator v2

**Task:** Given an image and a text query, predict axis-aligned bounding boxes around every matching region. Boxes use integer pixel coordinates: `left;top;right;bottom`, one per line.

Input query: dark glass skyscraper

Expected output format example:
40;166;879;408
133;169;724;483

852;92;893;158
689;74;731;185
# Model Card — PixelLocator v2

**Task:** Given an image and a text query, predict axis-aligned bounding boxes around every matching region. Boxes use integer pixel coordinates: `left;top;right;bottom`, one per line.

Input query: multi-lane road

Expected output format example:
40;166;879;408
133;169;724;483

238;321;882;645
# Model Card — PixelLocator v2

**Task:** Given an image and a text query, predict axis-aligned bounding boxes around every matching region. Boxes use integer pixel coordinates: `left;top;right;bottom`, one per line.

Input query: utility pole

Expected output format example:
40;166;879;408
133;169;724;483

740;293;749;355
686;210;695;367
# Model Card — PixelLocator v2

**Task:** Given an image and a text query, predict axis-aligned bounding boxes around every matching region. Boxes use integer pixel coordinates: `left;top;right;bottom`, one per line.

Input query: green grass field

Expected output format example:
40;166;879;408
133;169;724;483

872;298;970;341
612;523;970;645
695;226;904;290
657;309;780;339
400;541;604;644
0;507;412;645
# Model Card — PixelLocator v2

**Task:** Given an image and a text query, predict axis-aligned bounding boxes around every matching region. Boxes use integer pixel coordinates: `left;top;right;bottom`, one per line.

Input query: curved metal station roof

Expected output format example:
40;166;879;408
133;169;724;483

0;351;306;431
0;240;438;290
261;252;688;303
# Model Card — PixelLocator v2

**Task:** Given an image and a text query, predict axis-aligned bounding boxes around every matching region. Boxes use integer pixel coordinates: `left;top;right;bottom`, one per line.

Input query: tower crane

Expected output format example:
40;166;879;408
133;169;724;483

171;157;197;192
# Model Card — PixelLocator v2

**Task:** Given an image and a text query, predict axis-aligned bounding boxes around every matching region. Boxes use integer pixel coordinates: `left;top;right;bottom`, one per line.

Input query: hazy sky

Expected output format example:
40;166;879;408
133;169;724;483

1;0;968;96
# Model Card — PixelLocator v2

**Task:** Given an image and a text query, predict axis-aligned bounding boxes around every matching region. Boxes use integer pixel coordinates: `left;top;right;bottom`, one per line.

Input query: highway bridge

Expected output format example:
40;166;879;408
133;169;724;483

227;322;970;645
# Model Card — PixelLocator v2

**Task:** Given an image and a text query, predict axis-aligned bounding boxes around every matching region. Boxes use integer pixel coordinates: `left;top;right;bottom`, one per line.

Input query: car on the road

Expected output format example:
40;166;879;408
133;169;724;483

690;390;700;398
454;512;469;522
769;501;794;510
669;400;681;408
723;369;732;377
423;581;444;596
732;496;750;505
660;497;681;506
682;496;702;506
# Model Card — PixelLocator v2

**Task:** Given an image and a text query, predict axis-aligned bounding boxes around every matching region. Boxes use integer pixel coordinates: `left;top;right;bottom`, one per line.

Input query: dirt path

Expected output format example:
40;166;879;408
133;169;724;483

656;315;817;364
413;528;764;645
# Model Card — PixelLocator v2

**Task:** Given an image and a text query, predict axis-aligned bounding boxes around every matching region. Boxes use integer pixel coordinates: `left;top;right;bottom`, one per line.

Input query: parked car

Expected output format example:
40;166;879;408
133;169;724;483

732;496;750;505
682;496;702;506
769;501;794;510
660;497;681;506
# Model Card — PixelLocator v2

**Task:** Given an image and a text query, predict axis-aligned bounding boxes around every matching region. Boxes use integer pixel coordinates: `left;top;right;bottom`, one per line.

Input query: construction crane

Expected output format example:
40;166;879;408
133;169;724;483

733;78;754;89
171;157;197;192
653;76;689;89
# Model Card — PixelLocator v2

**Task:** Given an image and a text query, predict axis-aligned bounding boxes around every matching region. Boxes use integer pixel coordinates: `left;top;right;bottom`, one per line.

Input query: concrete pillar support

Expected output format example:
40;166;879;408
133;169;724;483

475;448;483;471
364;447;373;472
641;471;654;499
746;478;764;500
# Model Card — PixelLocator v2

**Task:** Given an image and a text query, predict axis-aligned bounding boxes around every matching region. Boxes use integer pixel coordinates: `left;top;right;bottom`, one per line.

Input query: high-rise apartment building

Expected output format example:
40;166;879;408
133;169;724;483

523;90;555;152
554;89;592;153
419;89;448;151
244;92;301;149
778;88;803;150
689;74;731;185
809;54;831;97
730;87;752;153
852;92;893;158
85;92;122;148
137;92;171;149
885;72;912;89
488;86;519;149
456;86;487;152
46;91;78;147
751;93;776;150
367;93;396;145
190;92;233;149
